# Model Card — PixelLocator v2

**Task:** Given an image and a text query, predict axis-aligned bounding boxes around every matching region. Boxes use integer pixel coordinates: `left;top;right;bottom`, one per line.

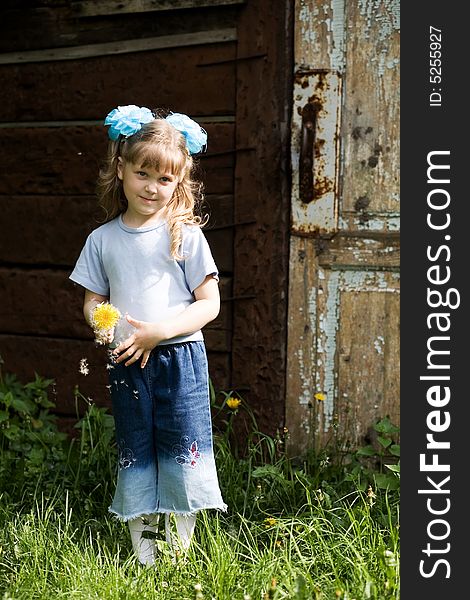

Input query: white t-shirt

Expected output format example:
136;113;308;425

69;215;219;346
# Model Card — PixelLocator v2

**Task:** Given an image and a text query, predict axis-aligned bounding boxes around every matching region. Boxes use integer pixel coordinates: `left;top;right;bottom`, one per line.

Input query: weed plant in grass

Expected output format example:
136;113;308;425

0;368;399;599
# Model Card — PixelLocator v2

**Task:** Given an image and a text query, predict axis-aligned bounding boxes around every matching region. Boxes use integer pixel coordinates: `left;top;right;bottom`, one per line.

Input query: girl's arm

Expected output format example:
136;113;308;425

161;275;220;339
83;289;109;327
113;275;220;367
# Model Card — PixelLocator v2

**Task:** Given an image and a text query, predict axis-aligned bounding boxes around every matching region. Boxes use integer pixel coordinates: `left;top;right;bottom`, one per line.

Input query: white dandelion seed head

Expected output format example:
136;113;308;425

79;358;89;376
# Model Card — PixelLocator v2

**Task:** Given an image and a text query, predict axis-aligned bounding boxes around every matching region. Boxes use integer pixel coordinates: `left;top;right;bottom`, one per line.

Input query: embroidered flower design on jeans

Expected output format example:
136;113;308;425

118;440;137;470
173;436;201;468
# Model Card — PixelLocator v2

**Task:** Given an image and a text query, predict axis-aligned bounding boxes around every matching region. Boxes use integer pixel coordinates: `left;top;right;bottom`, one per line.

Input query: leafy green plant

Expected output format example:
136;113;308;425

0;360;117;517
346;416;400;490
0;363;67;499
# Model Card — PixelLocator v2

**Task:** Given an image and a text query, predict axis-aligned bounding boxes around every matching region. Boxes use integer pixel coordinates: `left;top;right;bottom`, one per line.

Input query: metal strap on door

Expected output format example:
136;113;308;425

291;70;342;235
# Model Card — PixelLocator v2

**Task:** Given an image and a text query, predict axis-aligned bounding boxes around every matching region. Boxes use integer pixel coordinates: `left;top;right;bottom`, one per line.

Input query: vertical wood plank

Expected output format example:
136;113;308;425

285;236;319;458
341;0;400;216
231;0;292;434
294;0;346;70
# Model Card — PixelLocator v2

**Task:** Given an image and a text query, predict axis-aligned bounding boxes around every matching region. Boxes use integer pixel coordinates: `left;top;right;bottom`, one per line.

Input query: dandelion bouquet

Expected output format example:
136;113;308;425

90;302;121;345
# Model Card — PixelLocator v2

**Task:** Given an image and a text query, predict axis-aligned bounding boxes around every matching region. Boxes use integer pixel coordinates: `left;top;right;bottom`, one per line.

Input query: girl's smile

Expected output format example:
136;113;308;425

117;159;178;228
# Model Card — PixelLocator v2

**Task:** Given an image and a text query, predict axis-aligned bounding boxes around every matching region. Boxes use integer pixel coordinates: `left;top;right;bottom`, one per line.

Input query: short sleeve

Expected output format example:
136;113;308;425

69;233;109;295
180;226;219;294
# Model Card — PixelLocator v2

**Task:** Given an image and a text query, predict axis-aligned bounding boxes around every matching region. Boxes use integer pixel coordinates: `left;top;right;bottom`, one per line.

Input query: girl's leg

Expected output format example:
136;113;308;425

128;514;159;565
164;513;197;552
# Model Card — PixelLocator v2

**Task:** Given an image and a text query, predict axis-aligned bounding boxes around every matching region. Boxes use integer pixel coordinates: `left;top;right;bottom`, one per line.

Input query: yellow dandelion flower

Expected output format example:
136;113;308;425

263;517;277;528
314;392;326;401
226;397;241;410
91;302;121;331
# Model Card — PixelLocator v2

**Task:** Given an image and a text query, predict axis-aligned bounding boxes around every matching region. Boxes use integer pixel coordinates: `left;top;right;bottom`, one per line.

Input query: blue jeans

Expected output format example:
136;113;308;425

108;341;227;520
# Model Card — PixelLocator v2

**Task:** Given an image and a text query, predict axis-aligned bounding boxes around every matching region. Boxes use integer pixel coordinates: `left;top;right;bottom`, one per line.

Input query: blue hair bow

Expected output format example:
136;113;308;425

104;105;154;141
104;105;207;154
165;112;207;154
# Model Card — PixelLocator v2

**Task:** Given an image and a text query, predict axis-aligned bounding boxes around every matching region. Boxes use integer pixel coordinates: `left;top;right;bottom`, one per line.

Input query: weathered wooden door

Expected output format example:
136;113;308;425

286;0;400;455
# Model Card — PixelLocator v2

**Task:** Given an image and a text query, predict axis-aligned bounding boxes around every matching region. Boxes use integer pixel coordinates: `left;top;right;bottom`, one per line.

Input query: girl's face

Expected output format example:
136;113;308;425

117;159;179;228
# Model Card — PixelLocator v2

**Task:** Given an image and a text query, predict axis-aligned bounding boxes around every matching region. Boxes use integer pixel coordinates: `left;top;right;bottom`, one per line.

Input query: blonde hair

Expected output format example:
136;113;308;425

96;117;207;260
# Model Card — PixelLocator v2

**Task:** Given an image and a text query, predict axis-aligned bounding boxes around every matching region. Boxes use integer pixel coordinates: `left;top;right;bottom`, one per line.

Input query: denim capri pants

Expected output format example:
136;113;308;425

107;341;227;520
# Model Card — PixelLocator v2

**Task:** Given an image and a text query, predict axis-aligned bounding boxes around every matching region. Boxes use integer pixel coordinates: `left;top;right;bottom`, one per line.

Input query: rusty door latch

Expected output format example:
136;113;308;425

299;103;317;204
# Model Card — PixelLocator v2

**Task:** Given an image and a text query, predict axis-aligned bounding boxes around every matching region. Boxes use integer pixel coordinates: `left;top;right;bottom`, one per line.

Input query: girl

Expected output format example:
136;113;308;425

70;105;227;565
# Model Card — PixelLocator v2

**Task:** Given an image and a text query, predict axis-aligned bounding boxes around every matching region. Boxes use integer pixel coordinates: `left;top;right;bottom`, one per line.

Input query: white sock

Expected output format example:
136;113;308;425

164;513;197;552
128;514;159;565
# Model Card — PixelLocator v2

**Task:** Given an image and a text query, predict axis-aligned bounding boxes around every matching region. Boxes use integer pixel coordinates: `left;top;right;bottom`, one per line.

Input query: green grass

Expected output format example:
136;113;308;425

0;487;399;599
0;434;399;600
0;373;400;599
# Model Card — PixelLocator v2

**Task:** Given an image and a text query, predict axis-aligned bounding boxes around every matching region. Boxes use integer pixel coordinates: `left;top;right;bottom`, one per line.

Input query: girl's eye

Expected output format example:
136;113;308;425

137;171;147;177
160;176;171;182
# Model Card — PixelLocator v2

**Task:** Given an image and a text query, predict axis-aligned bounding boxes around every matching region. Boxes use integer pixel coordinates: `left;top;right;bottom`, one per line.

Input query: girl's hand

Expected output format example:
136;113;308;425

113;315;168;368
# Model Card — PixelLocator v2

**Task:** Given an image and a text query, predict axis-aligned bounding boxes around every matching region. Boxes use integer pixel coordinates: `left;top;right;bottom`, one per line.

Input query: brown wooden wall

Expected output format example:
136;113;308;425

0;1;292;437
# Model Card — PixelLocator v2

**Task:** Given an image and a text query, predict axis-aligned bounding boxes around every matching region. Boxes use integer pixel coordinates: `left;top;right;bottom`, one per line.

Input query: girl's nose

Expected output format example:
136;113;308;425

145;182;158;195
